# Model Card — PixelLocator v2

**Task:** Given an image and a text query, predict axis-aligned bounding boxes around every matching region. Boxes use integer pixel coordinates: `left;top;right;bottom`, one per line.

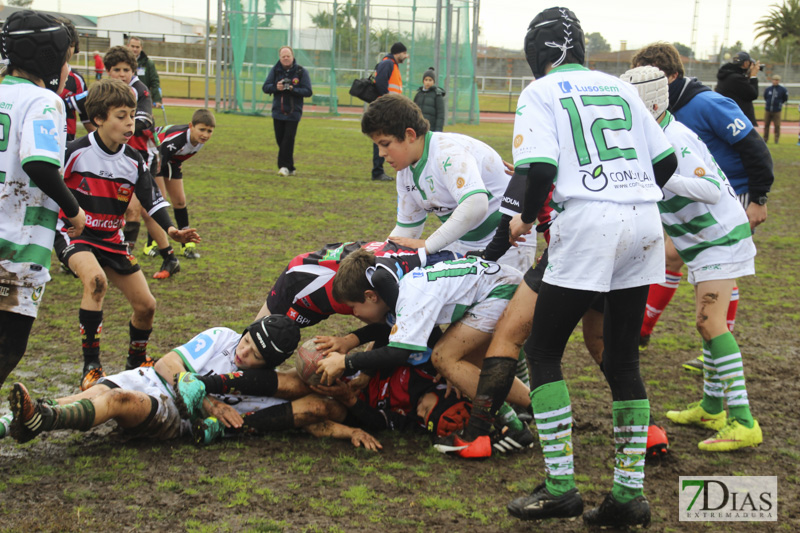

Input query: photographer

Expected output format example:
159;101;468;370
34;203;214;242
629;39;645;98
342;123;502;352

715;51;761;126
262;46;312;177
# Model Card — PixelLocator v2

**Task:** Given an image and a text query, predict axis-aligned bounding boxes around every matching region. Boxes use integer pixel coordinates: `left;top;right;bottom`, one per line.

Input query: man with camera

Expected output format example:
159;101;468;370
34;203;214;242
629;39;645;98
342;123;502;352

716;51;761;127
262;46;313;177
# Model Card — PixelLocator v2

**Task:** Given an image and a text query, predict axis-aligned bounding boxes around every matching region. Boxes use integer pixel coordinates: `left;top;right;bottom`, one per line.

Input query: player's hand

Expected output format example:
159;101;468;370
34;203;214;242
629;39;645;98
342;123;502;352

350;428;383;451
749;61;761;77
310;379;357;407
347;372;371;392
314;334;357;356
168;227;201;244
66;207;86;237
203;397;244;429
502;160;515;176
509;214;533;246
316;351;346;385
154;102;163;109
746;202;767;230
388;236;427;251
433;373;462;399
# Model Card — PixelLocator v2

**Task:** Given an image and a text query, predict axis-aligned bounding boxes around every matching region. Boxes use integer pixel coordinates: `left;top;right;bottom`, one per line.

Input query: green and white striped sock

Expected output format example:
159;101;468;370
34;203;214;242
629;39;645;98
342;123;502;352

531;380;575;497
0;413;13;438
710;332;753;428
516;347;531;388
611;399;649;504
700;340;724;415
498;402;524;431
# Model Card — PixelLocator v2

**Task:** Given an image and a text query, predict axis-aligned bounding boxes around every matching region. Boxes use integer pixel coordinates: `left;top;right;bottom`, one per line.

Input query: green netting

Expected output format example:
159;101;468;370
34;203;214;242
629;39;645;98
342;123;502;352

221;0;479;124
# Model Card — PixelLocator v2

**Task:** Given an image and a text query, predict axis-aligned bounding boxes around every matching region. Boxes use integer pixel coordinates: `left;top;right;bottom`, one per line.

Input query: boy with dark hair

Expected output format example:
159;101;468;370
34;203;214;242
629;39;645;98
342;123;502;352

54;79;200;391
361;93;536;274
0;10;86;395
631;42;773;366
142;109;216;262
317;248;534;458
505;8;678;528
57;18;94;141
6;315;380;451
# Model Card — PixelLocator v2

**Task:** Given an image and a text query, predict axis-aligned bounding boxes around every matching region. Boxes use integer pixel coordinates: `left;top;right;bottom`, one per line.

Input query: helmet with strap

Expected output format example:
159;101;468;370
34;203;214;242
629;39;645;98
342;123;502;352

1;10;71;93
524;7;585;79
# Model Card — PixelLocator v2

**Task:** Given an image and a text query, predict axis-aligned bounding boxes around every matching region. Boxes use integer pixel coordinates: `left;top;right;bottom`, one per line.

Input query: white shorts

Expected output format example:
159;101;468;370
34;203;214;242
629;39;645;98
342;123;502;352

544;200;665;292
0;282;46;318
687;258;755;285
458;264;522;333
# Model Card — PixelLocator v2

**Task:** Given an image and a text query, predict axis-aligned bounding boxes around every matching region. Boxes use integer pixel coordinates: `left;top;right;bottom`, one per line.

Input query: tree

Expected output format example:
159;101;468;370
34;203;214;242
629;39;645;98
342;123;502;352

755;0;800;48
6;0;34;7
585;32;610;54
672;42;693;58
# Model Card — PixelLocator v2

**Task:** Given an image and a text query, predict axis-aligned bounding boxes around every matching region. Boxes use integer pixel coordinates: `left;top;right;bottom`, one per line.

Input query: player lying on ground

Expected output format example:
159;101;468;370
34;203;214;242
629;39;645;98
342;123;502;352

317;249;534;458
143;109;216;263
54;79;200;391
5;315;380;450
621;66;762;452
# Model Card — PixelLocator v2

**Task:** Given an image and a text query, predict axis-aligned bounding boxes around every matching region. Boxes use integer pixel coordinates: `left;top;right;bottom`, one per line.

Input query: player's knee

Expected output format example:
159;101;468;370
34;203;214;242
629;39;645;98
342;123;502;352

134;295;157;320
173;199;187;209
86;274;108;301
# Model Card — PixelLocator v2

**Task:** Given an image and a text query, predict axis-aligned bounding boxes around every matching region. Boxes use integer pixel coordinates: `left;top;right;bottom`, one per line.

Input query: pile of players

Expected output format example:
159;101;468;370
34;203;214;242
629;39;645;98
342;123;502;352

0;6;772;529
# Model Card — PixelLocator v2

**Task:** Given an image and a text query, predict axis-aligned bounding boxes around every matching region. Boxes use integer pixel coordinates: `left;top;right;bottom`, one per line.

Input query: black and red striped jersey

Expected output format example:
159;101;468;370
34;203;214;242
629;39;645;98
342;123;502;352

59;68;89;136
56;132;169;254
128;76;154;154
156;124;204;176
267;241;437;326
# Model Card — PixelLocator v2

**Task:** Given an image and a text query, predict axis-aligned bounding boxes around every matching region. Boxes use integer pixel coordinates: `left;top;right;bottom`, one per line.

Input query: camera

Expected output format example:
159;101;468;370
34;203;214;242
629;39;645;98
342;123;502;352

280;78;292;88
759;64;765;71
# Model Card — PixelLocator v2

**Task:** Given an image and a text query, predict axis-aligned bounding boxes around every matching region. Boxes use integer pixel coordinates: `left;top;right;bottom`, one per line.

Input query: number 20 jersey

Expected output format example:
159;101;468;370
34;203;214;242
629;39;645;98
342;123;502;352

512;65;674;206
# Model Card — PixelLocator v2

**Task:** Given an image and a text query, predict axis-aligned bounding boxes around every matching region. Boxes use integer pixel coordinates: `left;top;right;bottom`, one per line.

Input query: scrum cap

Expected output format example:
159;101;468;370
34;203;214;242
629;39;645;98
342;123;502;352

0;10;70;93
244;314;301;367
524;7;585;79
620;66;669;120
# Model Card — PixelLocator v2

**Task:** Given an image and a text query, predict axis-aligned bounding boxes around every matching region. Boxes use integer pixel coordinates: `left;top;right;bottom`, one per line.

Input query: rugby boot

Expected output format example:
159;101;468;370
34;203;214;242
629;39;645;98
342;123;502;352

182;242;200;259
646;423;669;458
638;334;651;349
142;241;158;258
583;492;651;528
433;429;492;459
192;416;225;445
507;482;584;521
682;355;704;373
492;425;535;454
173;372;207;420
8;383;53;444
125;354;156;371
153;257;180;280
698;419;762;452
666;401;727;431
81;360;106;391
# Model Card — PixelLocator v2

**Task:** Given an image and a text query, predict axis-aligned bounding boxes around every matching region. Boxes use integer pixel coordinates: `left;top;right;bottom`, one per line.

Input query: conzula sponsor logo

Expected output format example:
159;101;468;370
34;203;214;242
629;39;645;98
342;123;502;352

679;476;777;522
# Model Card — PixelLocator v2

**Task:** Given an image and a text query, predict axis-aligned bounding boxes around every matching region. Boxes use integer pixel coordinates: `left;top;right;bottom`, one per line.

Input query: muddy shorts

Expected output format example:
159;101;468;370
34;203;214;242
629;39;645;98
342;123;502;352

687;258;755;285
0;282;46;318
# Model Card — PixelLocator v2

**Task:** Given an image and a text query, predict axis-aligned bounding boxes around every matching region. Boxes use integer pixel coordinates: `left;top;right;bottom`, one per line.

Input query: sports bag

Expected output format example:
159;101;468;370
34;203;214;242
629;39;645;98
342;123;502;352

349;66;380;103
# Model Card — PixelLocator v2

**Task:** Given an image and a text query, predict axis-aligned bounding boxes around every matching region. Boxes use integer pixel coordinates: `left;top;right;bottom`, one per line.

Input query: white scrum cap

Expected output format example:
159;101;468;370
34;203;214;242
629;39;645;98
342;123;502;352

620;65;669;120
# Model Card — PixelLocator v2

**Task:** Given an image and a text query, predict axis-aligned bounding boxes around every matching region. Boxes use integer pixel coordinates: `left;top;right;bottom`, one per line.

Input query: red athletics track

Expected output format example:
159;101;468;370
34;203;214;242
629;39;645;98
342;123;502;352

163;97;800;133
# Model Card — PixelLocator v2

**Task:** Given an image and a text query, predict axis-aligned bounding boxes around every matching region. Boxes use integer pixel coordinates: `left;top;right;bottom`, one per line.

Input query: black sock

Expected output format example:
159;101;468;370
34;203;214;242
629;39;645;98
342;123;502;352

463;357;518;441
241;402;294;433
174;207;190;230
158;246;175;260
146;233;154;247
79;308;103;365
128;321;152;360
198;368;278;396
123;221;140;246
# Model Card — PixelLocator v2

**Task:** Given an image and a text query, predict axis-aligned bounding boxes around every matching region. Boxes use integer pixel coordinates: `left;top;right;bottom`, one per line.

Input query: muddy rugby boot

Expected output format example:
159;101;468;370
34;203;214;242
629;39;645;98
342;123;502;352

8;383;52;444
682;355;704;373
173;372;207;419
192;416;224;445
508;482;584;521
492;425;535;454
182;242;200;259
583;492;651;528
153;256;180;280
434;430;492;459
81;360;106;391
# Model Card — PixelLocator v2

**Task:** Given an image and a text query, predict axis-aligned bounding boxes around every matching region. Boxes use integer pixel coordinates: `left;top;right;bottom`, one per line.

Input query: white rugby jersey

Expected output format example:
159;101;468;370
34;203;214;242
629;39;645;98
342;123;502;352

0;76;66;286
659;113;755;269
395;132;510;252
513;65;674;205
388;258;520;352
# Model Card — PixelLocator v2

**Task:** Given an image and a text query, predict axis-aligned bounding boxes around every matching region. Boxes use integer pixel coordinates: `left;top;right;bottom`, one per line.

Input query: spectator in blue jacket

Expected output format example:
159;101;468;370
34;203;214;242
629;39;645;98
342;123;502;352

263;46;312;176
763;74;788;144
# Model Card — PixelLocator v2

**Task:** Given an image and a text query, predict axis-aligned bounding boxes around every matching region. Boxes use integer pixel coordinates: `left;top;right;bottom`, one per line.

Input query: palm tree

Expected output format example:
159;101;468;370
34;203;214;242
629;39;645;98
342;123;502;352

754;0;800;47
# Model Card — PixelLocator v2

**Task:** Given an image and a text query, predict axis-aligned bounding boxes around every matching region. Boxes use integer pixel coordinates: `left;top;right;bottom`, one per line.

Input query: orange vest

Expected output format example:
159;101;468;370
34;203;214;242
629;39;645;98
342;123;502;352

378;56;403;94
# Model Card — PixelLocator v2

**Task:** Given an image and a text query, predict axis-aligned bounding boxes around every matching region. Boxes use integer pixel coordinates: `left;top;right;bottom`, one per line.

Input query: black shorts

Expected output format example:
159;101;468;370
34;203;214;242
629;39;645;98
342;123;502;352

160;161;183;180
523;248;604;314
54;238;141;276
266;267;328;328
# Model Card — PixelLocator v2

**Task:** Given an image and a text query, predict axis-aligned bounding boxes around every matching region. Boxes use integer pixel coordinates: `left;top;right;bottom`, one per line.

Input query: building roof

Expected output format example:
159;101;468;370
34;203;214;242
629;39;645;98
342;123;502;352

96;10;210;27
0;6;96;28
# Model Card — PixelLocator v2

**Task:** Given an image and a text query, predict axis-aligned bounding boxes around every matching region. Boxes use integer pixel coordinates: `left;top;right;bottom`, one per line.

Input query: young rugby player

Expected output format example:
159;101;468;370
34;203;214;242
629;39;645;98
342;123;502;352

504;8;677;528
57;19;94;142
54;79;199;391
318;249;535;457
6;315;380;451
621;66;762;452
0;10;86;395
142;110;216;261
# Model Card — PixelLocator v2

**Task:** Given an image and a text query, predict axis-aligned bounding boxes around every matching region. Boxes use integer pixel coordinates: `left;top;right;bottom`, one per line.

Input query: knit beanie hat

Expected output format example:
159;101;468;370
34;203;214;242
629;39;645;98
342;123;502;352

390;42;407;55
422;67;436;83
